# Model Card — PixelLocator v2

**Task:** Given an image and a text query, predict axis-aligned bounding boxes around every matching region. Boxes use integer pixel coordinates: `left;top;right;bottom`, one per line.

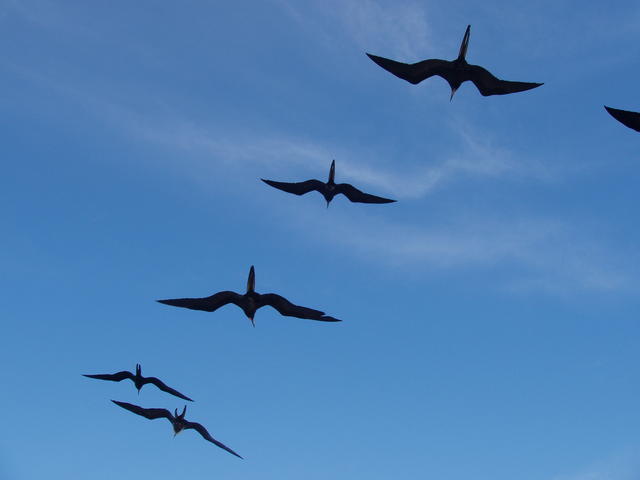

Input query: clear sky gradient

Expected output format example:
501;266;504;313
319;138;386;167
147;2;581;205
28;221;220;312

2;1;640;479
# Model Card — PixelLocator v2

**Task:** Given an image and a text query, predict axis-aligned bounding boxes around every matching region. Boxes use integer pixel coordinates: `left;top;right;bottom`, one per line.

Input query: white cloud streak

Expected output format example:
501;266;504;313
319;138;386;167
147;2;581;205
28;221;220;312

89;104;633;294
119;109;551;199
288;208;633;294
551;448;640;480
276;0;435;59
5;45;636;295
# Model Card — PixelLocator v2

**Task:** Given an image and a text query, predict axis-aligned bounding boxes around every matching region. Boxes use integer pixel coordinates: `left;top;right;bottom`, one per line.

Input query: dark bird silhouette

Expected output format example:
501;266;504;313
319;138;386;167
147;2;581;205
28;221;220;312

366;25;543;100
157;266;341;326
261;159;396;207
112;400;242;458
83;364;193;402
604;106;640;132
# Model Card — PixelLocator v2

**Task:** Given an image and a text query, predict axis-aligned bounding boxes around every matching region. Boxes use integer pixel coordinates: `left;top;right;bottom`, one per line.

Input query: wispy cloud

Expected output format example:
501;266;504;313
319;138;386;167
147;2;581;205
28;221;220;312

27;85;627;294
117;109;552;199
289;209;634;293
551;448;640;480
276;0;435;58
7;56;636;294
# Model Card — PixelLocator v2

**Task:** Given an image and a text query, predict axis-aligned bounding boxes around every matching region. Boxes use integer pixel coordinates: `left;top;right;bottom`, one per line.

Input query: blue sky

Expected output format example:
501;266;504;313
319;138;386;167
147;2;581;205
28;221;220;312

2;0;640;479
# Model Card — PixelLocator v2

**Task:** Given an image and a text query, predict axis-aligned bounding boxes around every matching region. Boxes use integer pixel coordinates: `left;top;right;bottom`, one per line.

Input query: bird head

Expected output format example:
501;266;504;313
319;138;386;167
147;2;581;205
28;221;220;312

449;85;459;101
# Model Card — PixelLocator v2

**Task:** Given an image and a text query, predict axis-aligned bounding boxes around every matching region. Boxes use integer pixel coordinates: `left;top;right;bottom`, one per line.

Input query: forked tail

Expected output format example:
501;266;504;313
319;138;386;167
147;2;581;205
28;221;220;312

246;265;255;293
457;25;471;62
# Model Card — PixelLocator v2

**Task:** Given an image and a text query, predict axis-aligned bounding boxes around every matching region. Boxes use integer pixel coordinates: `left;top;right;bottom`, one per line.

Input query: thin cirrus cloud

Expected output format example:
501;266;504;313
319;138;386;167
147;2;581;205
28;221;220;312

276;0;436;59
4;59;549;201
287;207;634;294
550;448;640;480
4;20;633;295
96;105;635;294
118;107;550;199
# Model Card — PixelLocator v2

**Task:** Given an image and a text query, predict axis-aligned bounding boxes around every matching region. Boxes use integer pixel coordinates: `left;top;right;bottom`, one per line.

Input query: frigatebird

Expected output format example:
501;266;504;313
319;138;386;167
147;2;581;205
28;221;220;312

83;364;193;402
262;159;396;207
112;400;242;458
366;25;543;100
157;266;341;326
604;106;640;132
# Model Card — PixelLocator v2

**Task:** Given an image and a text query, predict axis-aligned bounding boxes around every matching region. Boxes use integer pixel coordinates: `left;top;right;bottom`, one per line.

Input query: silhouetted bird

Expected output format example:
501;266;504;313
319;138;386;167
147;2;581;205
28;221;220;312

366;25;543;100
112;400;242;458
157;266;341;326
604;106;640;132
262;159;396;207
84;364;193;402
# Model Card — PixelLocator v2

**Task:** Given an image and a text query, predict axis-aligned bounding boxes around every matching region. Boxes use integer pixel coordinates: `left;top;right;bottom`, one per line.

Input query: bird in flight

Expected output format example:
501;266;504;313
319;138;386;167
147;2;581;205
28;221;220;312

262;159;396;207
83;364;193;402
157;265;341;326
604;106;640;132
112;400;242;458
366;25;543;100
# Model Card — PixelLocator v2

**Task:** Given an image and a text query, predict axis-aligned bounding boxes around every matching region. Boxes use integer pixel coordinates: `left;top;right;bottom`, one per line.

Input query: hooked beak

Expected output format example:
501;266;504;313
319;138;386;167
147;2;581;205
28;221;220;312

250;317;255;328
449;87;458;101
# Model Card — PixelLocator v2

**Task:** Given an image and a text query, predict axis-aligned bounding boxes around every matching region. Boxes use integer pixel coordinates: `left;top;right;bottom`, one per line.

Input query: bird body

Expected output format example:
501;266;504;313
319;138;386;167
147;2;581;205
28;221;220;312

112;400;242;458
83;364;193;401
262;159;396;207
604;106;640;132
367;25;543;99
157;266;341;325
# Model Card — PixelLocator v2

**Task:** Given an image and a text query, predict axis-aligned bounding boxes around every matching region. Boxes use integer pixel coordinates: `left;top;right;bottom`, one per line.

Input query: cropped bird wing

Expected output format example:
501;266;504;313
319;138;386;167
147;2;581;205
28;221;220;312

259;293;327;320
83;370;134;382
144;377;194;402
111;400;173;421
261;178;324;196
157;291;242;312
184;421;243;458
466;64;543;96
366;53;451;85
336;183;396;204
605;106;640;132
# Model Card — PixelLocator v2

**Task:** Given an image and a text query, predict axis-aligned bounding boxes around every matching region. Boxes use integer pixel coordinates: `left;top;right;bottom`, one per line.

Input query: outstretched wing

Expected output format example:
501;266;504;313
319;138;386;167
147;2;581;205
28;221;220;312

144;376;194;402
111;400;173;421
83;370;134;382
366;53;451;85
261;178;324;196
259;293;338;321
336;183;396;204
184;421;243;458
466;64;543;96
157;291;242;312
605;106;640;132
